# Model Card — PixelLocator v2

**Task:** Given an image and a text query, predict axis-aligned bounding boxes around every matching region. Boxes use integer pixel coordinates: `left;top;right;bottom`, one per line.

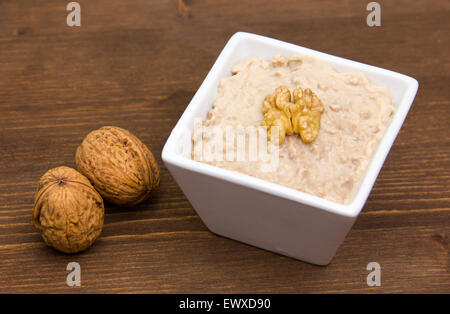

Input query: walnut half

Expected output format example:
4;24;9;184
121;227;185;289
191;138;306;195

262;86;324;144
292;87;324;143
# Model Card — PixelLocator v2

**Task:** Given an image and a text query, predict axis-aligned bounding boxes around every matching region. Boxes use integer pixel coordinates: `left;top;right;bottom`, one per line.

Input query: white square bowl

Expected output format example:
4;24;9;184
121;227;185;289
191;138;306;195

161;32;418;265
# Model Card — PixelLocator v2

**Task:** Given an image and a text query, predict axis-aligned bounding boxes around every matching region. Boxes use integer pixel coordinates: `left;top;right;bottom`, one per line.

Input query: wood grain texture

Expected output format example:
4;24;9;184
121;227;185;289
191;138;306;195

0;0;449;293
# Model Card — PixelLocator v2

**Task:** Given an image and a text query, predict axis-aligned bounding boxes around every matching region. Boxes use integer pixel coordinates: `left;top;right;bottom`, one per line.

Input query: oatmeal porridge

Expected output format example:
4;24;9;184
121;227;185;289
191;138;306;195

192;55;394;204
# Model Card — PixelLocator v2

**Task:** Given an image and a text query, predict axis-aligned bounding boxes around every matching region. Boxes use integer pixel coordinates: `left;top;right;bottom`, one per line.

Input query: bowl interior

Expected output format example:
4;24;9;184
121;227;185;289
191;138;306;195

163;32;418;217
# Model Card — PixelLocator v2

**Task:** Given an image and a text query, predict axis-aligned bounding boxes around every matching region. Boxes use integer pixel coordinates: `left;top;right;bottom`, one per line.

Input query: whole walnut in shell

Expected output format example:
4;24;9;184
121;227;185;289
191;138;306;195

76;126;160;206
33;166;104;253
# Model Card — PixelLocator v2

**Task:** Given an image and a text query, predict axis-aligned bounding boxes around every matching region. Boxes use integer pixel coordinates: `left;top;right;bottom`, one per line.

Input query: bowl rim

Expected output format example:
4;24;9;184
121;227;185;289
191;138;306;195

162;31;419;218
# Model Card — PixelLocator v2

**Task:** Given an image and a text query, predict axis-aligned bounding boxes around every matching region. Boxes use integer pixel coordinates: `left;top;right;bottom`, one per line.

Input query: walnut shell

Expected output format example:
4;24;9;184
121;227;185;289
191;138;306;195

75;126;160;206
33;166;104;254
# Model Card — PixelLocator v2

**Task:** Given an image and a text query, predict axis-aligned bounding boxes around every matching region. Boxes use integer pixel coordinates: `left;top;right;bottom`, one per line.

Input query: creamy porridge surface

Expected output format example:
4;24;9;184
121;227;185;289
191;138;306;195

192;55;394;204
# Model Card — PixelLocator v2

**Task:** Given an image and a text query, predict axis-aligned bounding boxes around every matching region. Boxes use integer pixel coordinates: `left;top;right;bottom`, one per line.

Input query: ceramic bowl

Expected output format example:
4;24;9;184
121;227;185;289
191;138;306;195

161;32;418;265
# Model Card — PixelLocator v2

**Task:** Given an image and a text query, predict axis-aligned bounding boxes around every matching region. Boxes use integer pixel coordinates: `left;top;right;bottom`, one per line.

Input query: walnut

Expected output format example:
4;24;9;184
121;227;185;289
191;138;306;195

261;86;294;144
262;86;324;144
33;166;104;253
75;126;160;206
292;87;324;143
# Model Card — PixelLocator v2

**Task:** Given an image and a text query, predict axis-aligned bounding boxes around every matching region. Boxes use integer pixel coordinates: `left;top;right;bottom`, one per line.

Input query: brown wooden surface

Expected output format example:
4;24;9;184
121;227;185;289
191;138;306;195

0;0;449;294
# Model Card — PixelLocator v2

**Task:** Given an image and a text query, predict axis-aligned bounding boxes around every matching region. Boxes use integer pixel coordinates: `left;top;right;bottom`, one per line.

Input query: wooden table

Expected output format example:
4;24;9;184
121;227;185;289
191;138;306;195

0;0;448;293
